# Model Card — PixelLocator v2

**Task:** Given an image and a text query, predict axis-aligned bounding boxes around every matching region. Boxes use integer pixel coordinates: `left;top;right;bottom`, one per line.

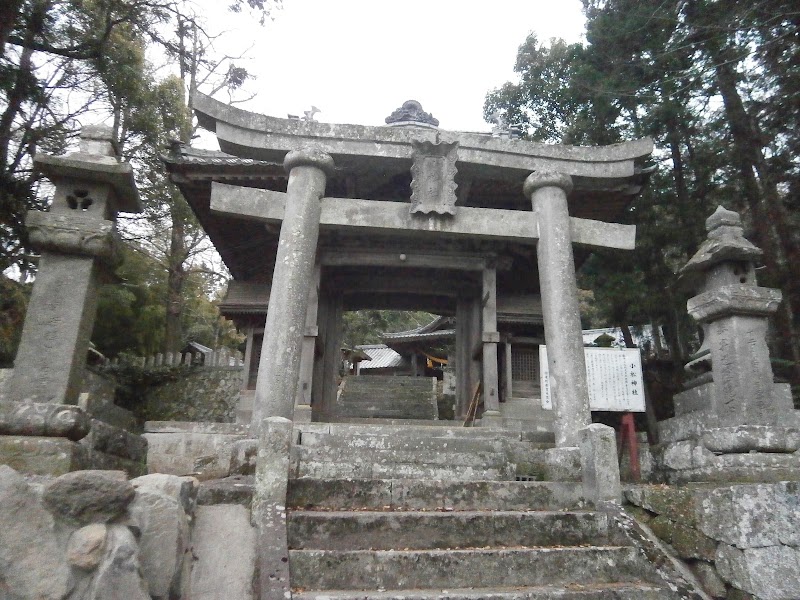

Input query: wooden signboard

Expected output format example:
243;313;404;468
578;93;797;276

540;346;645;412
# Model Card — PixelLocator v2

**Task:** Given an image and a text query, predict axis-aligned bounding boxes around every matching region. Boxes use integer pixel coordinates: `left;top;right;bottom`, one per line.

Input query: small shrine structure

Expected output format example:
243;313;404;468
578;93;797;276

164;95;654;447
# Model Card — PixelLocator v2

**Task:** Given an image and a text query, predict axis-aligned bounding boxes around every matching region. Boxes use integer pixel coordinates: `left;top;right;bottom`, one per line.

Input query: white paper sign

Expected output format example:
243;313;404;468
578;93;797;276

539;346;645;412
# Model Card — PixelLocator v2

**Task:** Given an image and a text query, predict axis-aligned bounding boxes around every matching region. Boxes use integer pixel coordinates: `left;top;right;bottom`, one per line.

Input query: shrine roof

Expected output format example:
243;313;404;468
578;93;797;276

162;96;654;283
218;281;270;315
355;345;404;369
382;316;456;343
191;93;653;181
166;144;269;166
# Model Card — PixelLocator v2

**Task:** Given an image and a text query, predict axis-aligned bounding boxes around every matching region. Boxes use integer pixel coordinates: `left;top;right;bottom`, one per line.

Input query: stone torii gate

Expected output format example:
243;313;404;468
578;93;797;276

190;94;653;449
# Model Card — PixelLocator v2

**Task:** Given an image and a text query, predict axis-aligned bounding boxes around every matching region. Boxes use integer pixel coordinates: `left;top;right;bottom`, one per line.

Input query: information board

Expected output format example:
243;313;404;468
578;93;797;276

539;346;645;412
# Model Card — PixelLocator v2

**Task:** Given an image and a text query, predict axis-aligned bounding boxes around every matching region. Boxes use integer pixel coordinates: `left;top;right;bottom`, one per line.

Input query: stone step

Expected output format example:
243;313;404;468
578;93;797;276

290;546;646;591
294;446;508;467
294;460;513;481
346;375;431;389
292;583;672;600
297;422;525;440
196;477;586;511
336;398;435;406
288;510;609;551
287;479;586;511
322;417;456;426
337;376;436;422
334;408;435;419
299;431;507;454
342;388;432;396
342;383;432;389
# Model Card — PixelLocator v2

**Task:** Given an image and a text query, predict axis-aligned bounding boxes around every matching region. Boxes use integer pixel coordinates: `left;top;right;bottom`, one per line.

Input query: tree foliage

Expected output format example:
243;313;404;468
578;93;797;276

1;0;278;360
342;311;436;348
486;0;800;385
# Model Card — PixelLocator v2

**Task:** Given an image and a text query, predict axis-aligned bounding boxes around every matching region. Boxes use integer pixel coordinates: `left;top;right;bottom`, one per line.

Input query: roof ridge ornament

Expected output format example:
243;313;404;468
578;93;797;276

385;100;439;128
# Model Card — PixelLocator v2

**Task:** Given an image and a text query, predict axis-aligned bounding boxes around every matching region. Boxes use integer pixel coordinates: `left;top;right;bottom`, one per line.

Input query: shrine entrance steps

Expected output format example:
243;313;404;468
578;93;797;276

285;422;682;599
333;376;439;421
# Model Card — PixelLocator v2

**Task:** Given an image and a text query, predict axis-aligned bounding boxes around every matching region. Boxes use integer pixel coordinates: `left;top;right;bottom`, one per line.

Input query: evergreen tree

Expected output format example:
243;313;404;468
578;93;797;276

486;0;800;385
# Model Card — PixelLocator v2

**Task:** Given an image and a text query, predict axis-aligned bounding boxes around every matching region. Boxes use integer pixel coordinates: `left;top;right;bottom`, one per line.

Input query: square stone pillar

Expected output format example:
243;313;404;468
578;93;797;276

456;297;481;418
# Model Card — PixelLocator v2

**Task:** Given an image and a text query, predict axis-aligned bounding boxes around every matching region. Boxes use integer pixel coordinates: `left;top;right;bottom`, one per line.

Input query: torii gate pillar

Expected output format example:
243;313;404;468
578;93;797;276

525;171;591;447
252;147;334;428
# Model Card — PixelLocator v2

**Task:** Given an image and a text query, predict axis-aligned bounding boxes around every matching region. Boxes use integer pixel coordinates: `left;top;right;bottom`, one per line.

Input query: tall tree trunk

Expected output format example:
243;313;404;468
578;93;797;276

162;19;199;354
707;44;800;383
164;212;187;353
0;0;25;57
0;37;34;171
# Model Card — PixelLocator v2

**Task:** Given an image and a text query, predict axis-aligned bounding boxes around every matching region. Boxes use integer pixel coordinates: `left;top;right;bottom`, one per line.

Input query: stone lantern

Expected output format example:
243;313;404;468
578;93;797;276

656;206;800;483
1;125;140;473
7;125;140;406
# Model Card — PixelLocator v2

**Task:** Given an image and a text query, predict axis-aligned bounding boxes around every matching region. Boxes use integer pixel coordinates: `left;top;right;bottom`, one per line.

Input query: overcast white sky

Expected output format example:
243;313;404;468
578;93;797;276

201;0;586;133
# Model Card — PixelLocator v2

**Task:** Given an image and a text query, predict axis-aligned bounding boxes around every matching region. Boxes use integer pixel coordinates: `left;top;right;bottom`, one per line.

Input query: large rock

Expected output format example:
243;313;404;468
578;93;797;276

698;482;800;548
0;465;74;599
78;524;151;600
129;474;195;599
43;469;134;525
67;523;107;570
716;542;800;600
647;515;717;561
82;419;148;461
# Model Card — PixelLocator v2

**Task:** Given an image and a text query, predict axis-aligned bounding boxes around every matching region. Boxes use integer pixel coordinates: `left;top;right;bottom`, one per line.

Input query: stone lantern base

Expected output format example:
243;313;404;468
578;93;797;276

654;387;800;483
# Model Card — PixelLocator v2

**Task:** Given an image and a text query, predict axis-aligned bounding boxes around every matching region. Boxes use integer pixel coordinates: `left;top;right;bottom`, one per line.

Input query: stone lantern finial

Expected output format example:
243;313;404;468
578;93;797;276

77;124;118;157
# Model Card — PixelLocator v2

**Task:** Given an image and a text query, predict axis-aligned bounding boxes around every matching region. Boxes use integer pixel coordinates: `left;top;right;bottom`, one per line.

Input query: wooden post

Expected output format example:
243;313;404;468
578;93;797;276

505;341;514;401
242;326;254;389
295;265;320;423
320;293;343;418
617;412;641;481
481;267;501;426
456;297;481;418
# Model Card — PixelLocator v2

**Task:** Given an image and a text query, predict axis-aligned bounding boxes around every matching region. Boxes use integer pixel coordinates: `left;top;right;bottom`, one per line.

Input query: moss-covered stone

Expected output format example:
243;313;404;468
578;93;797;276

0;435;88;475
141;368;241;423
625;484;701;527
624;505;654;524
669;521;717;561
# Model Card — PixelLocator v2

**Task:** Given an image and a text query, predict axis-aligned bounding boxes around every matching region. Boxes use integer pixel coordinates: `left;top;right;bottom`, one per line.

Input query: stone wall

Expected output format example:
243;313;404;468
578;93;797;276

626;483;800;600
141;367;243;423
0;466;198;600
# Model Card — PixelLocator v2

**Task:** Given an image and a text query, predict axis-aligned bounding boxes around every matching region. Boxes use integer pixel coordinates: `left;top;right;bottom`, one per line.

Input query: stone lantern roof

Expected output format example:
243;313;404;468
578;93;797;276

34;125;141;214
681;206;762;274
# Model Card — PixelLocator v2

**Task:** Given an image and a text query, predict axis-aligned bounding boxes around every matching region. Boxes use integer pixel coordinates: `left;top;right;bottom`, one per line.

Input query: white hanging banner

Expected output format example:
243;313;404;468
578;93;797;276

539;346;645;412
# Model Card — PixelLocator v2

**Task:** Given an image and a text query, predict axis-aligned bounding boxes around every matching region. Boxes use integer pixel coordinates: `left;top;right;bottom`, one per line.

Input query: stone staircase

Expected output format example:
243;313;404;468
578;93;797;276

285;423;685;599
333;376;438;420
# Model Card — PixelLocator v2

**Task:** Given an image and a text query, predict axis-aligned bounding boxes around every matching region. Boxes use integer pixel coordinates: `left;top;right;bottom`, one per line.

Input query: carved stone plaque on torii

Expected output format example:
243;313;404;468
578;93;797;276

172;94;653;448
